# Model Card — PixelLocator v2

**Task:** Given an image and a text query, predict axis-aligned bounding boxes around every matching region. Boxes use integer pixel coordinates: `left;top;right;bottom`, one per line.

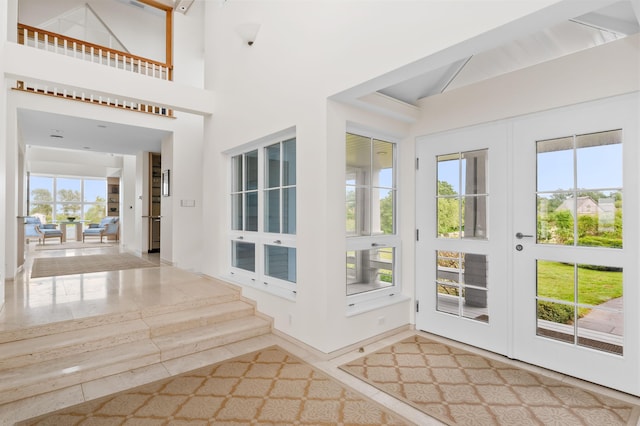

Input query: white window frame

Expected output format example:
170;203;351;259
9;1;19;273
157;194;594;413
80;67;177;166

346;126;401;308
226;128;297;300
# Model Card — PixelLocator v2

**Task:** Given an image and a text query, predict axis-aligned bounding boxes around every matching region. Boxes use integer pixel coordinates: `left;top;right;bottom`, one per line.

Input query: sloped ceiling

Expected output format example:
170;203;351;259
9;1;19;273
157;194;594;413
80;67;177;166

378;1;640;105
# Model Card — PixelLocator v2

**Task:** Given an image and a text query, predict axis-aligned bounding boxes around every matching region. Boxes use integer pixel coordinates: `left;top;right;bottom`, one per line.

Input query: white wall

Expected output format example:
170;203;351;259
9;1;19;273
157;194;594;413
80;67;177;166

201;0;569;353
121;154;137;252
0;0;8;309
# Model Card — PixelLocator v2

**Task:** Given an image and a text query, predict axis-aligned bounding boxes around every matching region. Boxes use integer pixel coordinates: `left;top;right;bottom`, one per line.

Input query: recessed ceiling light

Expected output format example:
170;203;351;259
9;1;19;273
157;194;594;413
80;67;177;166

83;146;91;150
49;134;64;139
97;124;107;128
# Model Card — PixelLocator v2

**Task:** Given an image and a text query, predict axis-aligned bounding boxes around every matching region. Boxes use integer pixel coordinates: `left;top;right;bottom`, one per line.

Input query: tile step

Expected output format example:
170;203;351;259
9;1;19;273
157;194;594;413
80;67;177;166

144;300;256;337
0;293;241;345
0;316;272;405
0;339;161;406
154;316;272;361
0;319;150;371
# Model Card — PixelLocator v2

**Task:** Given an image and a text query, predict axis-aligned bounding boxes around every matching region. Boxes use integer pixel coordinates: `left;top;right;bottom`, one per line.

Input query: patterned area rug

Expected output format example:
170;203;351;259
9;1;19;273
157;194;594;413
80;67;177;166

20;346;411;425
340;335;640;426
31;254;156;278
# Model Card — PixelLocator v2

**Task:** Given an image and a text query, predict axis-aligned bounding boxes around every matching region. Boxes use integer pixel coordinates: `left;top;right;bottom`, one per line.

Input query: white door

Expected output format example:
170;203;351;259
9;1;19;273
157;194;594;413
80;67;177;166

416;122;510;355
416;93;640;395
512;94;640;395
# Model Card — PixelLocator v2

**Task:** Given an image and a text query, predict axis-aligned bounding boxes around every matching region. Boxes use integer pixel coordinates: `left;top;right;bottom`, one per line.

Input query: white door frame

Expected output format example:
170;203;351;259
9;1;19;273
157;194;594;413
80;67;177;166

415;92;640;396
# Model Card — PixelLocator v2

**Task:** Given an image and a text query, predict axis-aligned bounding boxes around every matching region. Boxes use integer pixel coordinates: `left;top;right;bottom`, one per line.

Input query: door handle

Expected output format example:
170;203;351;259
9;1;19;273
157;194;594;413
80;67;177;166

515;232;534;239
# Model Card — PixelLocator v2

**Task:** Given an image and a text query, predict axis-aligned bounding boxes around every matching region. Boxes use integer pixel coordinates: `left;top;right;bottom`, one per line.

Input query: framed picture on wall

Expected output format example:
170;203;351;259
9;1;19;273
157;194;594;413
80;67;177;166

162;169;170;197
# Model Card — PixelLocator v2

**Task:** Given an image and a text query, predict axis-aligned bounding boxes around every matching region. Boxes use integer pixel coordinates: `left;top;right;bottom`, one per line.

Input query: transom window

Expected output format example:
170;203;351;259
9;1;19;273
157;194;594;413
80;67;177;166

229;133;297;298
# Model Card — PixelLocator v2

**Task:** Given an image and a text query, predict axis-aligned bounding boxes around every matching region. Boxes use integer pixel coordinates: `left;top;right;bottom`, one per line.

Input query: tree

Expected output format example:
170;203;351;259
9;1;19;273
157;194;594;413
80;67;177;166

85;196;107;223
56;189;82;219
437;181;459;235
29;188;53;221
380;192;393;234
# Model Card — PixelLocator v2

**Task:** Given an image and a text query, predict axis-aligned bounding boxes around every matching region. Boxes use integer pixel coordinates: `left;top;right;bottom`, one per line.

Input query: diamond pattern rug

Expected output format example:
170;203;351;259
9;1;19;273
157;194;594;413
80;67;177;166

31;254;156;278
340;335;640;426
20;346;412;425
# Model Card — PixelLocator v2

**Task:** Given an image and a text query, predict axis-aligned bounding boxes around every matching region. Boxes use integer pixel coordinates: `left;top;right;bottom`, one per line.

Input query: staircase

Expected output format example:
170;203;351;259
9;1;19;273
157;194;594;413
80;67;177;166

0;288;272;409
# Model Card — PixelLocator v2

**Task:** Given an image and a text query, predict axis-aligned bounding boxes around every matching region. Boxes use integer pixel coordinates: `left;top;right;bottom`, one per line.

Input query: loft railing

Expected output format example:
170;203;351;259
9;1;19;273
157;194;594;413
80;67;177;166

14;80;173;118
18;23;173;81
15;23;174;117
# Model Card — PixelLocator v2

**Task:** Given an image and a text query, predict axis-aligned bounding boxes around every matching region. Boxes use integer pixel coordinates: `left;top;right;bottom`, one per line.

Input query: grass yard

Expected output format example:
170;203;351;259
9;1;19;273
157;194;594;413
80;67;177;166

537;260;623;307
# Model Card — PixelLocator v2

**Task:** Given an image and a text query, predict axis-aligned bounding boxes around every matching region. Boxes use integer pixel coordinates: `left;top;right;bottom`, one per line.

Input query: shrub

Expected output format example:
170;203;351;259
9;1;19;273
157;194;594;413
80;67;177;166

537;301;574;324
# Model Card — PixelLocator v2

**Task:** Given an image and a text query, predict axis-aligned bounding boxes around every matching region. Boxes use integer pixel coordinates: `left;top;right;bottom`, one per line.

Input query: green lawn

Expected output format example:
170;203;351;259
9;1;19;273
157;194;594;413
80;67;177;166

537;260;623;306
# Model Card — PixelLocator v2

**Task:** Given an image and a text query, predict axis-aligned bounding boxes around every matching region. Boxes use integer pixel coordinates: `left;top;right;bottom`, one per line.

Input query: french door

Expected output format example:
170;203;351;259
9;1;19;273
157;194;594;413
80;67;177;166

415;122;510;355
416;93;640;395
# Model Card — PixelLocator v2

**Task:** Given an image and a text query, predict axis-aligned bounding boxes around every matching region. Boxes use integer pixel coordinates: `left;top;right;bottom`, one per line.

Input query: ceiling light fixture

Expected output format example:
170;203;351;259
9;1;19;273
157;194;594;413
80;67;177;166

236;22;261;46
175;0;194;14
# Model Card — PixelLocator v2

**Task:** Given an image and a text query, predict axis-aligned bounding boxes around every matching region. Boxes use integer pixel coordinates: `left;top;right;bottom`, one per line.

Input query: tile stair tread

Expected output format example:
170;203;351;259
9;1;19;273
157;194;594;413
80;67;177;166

0;319;150;366
0;293;241;345
0;315;272;405
153;316;272;353
144;300;255;334
0;339;161;405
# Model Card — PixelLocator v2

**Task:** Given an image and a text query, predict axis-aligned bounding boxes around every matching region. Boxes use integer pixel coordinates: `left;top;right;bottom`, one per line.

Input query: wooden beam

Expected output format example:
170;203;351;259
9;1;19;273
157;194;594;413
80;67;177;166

137;0;173;12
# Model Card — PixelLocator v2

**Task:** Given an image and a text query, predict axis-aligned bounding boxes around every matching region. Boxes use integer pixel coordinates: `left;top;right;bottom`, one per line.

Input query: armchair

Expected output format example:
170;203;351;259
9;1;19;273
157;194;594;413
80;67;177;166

24;216;63;244
83;217;119;243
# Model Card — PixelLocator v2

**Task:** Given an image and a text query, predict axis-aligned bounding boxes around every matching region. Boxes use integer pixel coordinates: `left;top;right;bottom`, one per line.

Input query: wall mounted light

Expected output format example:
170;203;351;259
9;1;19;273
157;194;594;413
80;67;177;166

236;22;261;46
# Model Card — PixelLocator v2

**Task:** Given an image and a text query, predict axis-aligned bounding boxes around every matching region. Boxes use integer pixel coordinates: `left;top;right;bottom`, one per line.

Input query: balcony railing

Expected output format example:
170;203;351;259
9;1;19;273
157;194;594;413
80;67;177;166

15;23;174;118
18;23;173;80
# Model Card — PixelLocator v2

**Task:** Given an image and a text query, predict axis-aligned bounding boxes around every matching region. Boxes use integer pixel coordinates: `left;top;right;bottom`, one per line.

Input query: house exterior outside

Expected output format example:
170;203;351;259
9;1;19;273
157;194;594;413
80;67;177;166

1;0;639;396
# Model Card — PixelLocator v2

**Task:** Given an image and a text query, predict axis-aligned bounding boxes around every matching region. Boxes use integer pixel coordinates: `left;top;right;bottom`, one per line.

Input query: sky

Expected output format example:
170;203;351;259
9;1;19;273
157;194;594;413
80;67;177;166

30;176;107;202
436;143;622;195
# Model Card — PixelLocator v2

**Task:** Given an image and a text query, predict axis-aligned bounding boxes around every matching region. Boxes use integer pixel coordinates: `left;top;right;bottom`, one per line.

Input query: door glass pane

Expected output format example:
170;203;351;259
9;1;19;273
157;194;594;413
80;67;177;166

536;130;622;248
537;300;575;344
437;153;460;194
537;260;574;302
232;241;255;272
463;195;487;239
437;197;460;237
437;150;488;240
576;130;622;189
536;260;623;355
576;263;623;355
265;245;296;282
345;247;394;296
537;136;573;192
265;189;280;233
282;138;296;186
436;251;488;322
537;193;573;245
576;191;622;248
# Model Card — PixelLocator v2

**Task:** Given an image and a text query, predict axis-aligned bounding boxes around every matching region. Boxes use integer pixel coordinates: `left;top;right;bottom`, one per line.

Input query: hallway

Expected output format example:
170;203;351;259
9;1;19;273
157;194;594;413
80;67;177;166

1;243;639;425
0;243;438;425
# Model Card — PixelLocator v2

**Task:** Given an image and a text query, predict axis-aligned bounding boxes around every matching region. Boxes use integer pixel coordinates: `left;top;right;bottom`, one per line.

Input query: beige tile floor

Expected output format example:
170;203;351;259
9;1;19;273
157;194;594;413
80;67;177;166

1;243;639;425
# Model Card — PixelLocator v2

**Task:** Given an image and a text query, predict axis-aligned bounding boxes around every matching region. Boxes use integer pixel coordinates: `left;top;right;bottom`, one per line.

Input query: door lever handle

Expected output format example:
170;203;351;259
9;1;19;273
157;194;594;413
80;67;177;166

515;232;534;239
